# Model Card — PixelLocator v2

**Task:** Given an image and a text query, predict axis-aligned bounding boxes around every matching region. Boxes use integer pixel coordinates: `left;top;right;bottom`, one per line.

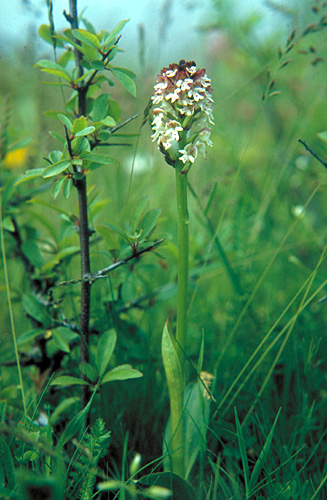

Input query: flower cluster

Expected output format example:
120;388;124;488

151;60;214;172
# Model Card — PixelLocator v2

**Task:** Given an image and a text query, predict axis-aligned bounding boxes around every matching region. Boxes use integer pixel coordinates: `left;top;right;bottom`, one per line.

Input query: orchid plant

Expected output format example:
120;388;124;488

151;60;214;477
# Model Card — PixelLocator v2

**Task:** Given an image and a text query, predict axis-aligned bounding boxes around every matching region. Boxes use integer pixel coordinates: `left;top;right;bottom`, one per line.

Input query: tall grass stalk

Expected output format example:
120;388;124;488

0;194;27;415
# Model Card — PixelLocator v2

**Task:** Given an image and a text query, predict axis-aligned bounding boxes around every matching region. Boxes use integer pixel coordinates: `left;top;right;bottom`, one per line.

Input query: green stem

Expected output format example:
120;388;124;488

169;163;189;478
175;165;189;376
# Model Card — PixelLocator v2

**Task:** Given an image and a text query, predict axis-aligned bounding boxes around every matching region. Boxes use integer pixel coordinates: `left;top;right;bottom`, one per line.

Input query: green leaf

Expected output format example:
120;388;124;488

111;68;136;96
80;363;98;383
14;168;45;185
138;208;161;240
80;152;120;166
101;364;143;384
52;176;66;199
92;94;109;122
108;99;121;121
42;160;71;178
49;150;63;163
96;225;119;250
100;116;116;128
57;113;73;131
104;221;129;241
49;131;66;144
54;34;87;54
63;177;73;199
38;24;54;45
72;116;88;134
35;59;69;73
90;60;105;70
74;126;95;137
22;294;50;325
21;240;44;268
17;329;42;346
58;49;74;67
96;329;117;377
52;330;71;353
51;376;89;386
103;19;129;49
72;29;101;49
71;136;90;155
40;68;72;82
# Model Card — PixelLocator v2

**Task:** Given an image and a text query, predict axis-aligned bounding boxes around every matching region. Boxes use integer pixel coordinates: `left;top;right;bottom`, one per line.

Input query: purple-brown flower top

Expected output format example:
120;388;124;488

151;60;214;171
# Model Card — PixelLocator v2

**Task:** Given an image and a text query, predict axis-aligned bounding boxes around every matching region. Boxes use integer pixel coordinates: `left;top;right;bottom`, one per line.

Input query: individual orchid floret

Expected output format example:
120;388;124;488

151;60;214;171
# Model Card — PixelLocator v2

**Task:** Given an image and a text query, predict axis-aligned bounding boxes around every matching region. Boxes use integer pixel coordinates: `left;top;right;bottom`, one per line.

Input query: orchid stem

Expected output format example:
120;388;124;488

169;162;189;478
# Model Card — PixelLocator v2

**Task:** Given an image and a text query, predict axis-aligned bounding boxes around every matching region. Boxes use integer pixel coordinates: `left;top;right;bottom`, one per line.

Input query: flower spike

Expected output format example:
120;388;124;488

151;60;214;171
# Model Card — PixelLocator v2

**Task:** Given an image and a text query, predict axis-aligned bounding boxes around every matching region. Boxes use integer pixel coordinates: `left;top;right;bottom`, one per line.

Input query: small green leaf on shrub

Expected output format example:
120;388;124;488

52;330;71;353
74;126;96;137
101;364;143;384
63;177;73;198
57;113;73;131
96;225;119;250
41;68;72;82
80;152;120;166
138;208;161;240
22;240;44;268
52;176;66;199
72;29;100;49
22;294;50;325
100;116;116;128
14;168;45;185
72;116;88;134
96;329;117;377
111;68;136;96
103;19;129;49
42;160;71;178
92;94;109;121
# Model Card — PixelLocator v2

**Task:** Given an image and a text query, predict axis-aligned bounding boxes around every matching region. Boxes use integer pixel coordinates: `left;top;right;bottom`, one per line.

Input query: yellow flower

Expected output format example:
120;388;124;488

3;147;29;169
